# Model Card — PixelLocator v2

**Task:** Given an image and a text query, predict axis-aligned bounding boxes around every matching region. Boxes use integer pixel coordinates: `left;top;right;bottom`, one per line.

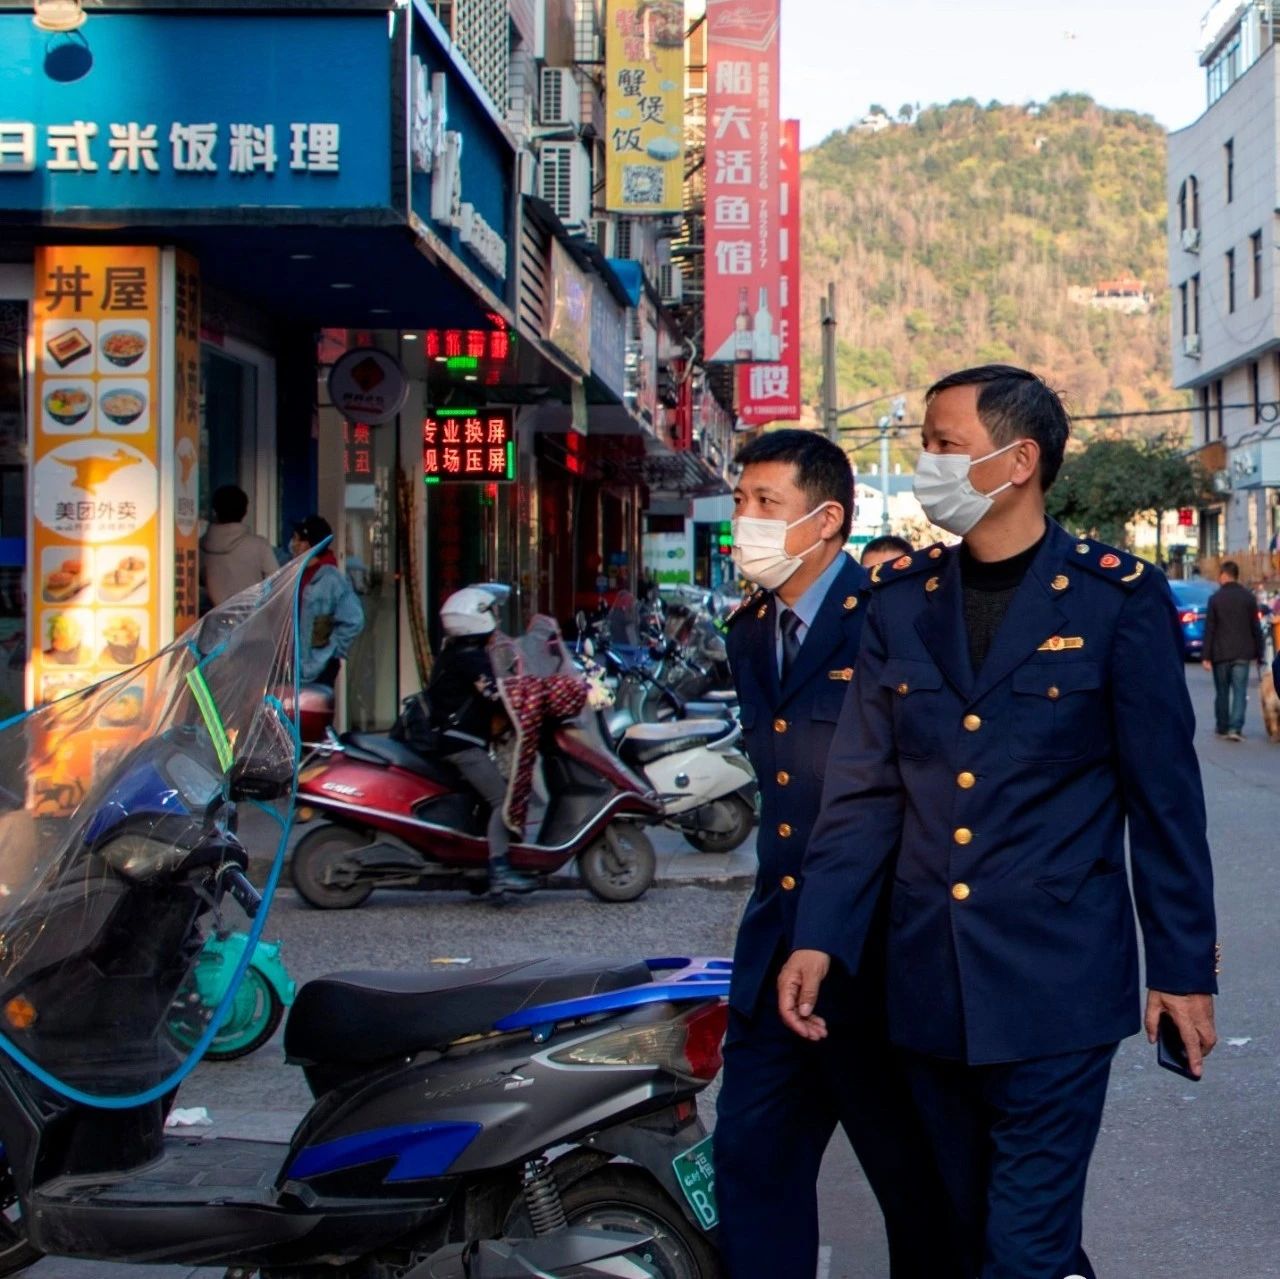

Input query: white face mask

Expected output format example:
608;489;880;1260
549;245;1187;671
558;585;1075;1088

731;505;831;590
912;440;1024;537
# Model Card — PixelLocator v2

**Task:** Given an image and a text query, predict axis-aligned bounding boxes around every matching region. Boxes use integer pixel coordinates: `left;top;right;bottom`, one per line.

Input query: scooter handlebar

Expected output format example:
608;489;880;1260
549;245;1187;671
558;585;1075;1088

220;865;262;919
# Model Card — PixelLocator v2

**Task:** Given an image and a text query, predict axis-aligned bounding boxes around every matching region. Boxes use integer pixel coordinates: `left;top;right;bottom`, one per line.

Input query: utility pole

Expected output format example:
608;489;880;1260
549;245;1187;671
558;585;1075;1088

821;282;837;441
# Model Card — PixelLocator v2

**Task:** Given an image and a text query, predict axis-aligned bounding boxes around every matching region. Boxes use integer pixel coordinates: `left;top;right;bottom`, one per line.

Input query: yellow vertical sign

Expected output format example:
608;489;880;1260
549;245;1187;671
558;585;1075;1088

605;0;686;214
29;246;162;813
172;251;201;636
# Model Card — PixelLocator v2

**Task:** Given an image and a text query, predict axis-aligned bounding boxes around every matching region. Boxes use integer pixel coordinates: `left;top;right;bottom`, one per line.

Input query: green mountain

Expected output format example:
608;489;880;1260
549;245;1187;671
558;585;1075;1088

800;95;1184;438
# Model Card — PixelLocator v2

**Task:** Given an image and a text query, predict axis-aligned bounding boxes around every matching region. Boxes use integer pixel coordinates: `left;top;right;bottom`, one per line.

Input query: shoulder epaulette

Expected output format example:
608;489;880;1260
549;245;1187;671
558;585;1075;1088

1068;538;1150;590
868;543;950;588
725;588;769;627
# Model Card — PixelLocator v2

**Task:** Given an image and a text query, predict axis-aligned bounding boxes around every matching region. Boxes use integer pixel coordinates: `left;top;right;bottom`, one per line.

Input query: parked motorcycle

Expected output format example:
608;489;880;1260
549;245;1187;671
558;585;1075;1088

0;557;731;1278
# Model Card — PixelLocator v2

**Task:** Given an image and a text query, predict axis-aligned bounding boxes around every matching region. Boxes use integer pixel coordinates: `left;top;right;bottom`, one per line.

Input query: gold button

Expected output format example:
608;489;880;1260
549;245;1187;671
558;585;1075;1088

773;718;788;733
925;576;939;592
844;595;858;611
929;546;943;559
897;682;910;696
777;770;791;786
953;828;973;846
951;882;971;901
1051;574;1069;592
957;771;976;789
778;823;793;838
781;875;797;891
963;714;982;732
1047;685;1060;700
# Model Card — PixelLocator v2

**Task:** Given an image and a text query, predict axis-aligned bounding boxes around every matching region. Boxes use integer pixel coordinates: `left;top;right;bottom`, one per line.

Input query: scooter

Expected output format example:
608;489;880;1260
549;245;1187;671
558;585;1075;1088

0;728;731;1277
291;711;663;908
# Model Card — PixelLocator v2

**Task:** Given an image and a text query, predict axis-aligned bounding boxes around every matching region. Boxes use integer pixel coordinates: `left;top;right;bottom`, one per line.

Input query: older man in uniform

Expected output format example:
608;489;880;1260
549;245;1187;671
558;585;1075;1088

778;366;1218;1278
716;430;954;1279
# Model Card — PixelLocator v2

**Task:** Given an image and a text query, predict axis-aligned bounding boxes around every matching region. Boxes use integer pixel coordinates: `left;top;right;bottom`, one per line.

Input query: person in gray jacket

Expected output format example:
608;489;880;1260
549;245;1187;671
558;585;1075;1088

1201;559;1264;740
200;486;280;607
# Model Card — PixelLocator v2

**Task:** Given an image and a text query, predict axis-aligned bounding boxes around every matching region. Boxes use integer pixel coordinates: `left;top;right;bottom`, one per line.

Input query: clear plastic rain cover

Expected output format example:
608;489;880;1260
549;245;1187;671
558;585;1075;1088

0;556;306;1105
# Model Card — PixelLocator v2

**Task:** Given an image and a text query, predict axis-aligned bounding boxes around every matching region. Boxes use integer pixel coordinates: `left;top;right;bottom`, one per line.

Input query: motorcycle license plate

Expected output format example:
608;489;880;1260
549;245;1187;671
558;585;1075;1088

671;1135;718;1230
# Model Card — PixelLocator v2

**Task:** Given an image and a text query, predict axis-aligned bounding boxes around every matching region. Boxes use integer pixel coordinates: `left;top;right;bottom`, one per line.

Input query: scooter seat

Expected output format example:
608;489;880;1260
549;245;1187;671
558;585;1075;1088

285;958;653;1065
618;718;737;768
340;733;458;784
683;700;737;720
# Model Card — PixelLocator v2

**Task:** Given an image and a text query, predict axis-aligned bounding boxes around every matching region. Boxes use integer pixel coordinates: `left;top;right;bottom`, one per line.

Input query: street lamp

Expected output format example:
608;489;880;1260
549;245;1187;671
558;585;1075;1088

875;397;907;534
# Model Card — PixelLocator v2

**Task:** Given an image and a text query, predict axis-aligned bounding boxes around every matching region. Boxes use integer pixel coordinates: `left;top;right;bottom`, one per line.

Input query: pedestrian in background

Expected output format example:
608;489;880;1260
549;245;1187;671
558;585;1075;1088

860;534;914;570
290;515;364;687
1202;559;1264;741
199;485;279;608
716;429;956;1279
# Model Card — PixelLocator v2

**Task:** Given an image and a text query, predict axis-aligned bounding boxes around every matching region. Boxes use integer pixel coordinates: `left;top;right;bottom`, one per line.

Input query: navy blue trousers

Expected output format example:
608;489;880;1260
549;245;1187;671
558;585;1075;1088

715;997;960;1279
903;1044;1117;1279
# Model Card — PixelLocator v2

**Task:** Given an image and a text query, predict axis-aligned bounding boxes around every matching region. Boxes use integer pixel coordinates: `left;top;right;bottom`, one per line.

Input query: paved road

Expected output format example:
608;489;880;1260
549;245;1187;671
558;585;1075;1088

25;665;1280;1277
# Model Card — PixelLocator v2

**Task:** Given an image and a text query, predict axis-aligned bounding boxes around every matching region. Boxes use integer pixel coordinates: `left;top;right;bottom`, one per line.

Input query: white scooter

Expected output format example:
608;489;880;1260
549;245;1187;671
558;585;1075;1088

609;711;757;853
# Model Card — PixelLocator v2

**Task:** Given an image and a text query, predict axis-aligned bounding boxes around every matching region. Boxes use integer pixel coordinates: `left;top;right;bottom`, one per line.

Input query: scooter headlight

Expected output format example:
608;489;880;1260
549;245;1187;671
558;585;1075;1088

101;835;189;881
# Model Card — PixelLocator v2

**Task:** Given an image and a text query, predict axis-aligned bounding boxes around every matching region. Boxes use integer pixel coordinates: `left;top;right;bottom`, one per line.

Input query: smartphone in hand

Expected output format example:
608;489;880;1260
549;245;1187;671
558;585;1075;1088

1156;1013;1199;1082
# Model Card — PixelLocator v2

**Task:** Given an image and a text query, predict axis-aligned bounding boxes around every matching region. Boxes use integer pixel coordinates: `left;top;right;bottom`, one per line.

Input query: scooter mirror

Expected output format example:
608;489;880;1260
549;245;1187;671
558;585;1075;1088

226;755;294;803
582;638;595;658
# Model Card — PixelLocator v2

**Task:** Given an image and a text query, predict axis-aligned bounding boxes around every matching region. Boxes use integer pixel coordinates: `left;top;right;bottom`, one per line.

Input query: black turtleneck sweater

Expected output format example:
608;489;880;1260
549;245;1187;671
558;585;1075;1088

959;529;1047;674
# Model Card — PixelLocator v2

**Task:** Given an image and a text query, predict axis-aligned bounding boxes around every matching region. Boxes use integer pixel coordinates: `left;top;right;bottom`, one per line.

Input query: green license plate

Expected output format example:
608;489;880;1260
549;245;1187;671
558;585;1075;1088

671;1134;718;1230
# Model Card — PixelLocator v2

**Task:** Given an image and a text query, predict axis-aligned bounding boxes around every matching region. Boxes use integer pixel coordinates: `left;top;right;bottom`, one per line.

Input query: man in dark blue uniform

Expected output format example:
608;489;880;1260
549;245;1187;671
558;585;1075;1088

715;430;955;1279
779;367;1219;1279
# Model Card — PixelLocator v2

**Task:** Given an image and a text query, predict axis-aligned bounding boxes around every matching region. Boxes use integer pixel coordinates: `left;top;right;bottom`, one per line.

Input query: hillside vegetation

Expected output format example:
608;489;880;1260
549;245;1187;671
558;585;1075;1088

799;95;1185;435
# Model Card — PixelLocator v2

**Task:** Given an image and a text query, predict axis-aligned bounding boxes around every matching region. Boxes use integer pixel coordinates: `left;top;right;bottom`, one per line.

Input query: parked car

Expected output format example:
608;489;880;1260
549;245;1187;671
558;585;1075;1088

1169;579;1216;659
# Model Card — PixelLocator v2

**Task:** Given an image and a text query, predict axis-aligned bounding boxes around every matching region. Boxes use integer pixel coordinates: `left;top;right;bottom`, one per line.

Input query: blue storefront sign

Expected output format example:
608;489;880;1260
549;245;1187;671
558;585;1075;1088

0;12;393;216
409;2;514;296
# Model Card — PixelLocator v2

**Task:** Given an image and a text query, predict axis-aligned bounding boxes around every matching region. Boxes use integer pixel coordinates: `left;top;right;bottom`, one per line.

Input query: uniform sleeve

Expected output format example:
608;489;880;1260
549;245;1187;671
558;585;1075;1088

1111;573;1217;994
791;595;902;976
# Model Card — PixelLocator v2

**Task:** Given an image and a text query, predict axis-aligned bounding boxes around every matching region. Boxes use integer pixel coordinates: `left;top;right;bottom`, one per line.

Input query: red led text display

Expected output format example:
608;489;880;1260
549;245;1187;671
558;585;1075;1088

423;407;516;484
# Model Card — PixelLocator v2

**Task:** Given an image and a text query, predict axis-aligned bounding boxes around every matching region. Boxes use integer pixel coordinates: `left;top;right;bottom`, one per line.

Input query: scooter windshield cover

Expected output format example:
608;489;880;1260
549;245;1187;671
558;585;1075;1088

0;555;309;1105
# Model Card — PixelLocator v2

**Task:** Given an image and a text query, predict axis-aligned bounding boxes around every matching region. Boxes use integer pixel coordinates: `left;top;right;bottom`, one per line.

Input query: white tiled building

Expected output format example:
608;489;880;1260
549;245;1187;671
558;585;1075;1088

1167;1;1280;559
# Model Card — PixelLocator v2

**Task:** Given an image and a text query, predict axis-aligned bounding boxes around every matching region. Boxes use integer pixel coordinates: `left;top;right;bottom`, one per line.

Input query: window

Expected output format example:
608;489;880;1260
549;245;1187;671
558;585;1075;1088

1180;282;1189;337
1178;176;1201;234
1214;378;1225;438
1253;230;1264;298
1227;249;1236;312
1199;385;1211;445
1192;273;1201;334
1207;30;1243;105
1252;361;1261;422
1225;140;1235;202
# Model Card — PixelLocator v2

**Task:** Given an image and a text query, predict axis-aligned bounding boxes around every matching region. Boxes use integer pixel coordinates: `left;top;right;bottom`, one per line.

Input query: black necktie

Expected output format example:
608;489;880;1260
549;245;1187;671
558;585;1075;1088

780;608;802;683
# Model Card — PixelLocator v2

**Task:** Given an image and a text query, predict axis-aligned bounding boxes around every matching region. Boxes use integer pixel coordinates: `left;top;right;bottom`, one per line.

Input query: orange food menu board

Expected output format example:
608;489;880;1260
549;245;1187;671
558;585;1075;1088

29;246;162;813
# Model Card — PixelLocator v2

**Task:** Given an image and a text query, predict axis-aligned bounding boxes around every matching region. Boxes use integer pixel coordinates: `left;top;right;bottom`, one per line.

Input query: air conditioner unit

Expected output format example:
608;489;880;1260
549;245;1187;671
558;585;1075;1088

1211;468;1232;495
1183;333;1202;357
660;263;684;305
614;215;637;261
1181;227;1201;253
591;215;615;257
539;141;592;230
539;67;582;130
655;214;685;239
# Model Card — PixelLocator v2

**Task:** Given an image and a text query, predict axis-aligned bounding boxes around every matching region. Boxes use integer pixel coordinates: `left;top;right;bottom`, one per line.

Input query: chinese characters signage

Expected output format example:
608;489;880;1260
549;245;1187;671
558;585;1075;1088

604;0;686;213
547;240;594;375
28;246;163;810
704;0;781;363
0;13;391;214
172;251;201;636
423;408;516;484
737;119;800;424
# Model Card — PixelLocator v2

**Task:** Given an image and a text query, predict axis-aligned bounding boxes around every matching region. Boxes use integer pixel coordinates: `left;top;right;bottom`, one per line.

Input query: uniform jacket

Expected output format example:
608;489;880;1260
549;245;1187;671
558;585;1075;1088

726;553;870;1017
793;521;1218;1064
299;558;365;682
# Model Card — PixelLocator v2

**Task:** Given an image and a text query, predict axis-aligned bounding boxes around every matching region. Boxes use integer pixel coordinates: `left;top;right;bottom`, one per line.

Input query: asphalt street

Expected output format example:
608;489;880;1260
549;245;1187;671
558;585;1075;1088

25;665;1280;1278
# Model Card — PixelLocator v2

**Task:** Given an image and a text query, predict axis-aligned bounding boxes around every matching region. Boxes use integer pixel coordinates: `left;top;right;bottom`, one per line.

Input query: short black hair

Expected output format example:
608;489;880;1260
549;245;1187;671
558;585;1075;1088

212;484;249;524
1221;560;1240;579
926;364;1071;490
862;535;913;561
734;429;854;539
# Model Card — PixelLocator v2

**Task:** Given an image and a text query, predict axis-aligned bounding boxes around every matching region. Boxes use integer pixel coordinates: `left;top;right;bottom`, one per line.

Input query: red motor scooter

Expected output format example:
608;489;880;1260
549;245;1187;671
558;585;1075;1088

291;714;662;909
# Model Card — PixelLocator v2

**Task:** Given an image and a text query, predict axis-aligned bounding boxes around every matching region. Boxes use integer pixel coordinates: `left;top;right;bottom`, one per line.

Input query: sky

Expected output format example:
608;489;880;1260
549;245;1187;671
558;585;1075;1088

781;0;1216;144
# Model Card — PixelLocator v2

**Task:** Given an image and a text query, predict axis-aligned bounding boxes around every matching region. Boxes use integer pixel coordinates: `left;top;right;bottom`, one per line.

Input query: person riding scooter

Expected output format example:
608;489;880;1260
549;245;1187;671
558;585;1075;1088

430;588;537;899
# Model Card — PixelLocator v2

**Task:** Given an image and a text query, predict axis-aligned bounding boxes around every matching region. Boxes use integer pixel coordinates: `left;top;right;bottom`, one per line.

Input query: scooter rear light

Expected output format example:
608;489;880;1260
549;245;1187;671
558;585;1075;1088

549;1002;728;1082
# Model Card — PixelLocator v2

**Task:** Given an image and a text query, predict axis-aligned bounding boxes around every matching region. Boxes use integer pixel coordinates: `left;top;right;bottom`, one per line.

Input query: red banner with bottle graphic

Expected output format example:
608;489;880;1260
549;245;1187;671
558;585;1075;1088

737;118;800;424
704;0;781;365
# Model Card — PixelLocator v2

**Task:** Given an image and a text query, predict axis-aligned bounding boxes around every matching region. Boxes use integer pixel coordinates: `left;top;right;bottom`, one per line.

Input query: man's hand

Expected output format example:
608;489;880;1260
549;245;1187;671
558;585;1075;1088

1201;659;1213;672
1145;990;1217;1079
777;949;831;1041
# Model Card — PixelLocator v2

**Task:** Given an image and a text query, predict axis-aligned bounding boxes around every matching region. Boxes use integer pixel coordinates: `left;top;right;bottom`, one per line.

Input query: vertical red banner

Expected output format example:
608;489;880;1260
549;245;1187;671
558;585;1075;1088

704;0;781;364
737;118;800;424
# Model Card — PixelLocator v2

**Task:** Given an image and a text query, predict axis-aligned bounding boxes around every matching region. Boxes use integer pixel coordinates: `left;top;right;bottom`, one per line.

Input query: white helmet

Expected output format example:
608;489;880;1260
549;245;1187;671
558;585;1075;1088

441;587;498;637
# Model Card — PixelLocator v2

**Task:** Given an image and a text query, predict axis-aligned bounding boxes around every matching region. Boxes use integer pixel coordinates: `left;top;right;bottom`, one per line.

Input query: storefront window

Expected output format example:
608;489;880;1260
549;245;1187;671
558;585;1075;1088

0;301;27;719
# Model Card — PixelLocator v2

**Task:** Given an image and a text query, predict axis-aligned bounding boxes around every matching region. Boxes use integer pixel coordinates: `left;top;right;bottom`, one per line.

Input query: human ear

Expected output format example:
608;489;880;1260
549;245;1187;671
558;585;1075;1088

1013;440;1041;486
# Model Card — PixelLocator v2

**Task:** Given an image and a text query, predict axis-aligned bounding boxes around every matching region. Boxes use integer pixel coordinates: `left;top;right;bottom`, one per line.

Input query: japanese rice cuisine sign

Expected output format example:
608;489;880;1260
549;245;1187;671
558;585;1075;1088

28;246;162;812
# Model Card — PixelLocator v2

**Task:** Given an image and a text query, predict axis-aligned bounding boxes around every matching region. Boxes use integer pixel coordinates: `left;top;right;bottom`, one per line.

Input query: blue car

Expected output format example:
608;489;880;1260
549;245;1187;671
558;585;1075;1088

1168;579;1216;659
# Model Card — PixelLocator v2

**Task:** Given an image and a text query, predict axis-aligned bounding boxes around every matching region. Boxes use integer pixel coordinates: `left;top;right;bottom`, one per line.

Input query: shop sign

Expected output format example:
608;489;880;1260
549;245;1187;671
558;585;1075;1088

737;118;800;424
423;407;516;484
328;348;409;426
590;287;627;401
172;251;201;636
547;240;593;375
704;0;781;363
0;13;392;215
410;19;513;290
604;0;686;214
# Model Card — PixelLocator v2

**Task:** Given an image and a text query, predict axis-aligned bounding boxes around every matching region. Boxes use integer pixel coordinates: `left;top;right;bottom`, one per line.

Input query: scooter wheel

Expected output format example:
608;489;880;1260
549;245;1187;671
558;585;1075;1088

202;972;286;1062
579;823;656;902
682;794;756;855
290;826;375;910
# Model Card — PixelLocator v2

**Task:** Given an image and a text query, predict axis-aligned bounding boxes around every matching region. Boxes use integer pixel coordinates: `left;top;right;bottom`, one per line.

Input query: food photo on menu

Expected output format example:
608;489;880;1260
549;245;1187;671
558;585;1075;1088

98;551;148;602
99;613;147;668
42;550;92;603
